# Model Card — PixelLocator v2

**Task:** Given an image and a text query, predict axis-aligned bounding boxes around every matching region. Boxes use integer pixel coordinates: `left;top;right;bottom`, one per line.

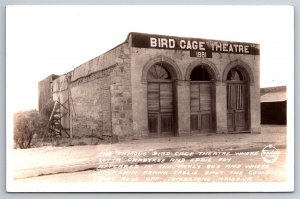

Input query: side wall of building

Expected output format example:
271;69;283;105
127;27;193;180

52;43;134;141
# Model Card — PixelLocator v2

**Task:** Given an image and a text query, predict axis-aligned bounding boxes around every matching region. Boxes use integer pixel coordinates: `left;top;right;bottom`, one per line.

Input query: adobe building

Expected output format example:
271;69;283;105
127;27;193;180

39;32;261;141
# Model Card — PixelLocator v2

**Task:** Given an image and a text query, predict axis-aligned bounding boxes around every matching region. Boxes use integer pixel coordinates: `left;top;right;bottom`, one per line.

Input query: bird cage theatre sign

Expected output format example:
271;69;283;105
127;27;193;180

39;32;260;142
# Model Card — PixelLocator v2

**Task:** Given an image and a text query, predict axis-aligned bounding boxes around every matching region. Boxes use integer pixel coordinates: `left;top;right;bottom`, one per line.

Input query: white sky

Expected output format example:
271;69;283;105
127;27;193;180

6;5;294;113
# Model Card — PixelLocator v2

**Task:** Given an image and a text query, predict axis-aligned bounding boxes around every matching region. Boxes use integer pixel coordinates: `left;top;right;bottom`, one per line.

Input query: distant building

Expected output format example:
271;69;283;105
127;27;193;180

261;86;286;124
38;74;59;114
39;32;261;141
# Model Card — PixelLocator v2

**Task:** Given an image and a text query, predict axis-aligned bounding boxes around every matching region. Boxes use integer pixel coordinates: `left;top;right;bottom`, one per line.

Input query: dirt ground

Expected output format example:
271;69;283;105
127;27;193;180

12;125;287;180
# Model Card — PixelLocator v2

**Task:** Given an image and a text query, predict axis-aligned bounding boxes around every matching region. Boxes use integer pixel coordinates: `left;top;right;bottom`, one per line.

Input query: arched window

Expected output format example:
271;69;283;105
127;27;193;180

227;68;244;81
147;63;171;80
190;66;212;81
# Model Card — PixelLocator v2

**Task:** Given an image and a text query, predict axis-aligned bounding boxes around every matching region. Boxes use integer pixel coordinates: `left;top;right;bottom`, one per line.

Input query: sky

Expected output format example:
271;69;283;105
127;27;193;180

6;5;294;113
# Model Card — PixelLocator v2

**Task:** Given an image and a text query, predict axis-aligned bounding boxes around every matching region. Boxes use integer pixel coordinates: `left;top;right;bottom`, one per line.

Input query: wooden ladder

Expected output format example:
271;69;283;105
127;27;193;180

43;73;73;141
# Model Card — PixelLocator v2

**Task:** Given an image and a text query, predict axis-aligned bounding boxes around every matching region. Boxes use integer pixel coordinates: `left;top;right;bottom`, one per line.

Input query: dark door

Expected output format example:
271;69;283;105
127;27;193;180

227;83;249;132
190;82;213;132
148;81;174;137
147;63;175;137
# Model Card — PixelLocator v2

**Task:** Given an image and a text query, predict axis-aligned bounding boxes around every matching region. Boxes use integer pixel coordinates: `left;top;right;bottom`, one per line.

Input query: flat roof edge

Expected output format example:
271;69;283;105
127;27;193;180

127;32;260;46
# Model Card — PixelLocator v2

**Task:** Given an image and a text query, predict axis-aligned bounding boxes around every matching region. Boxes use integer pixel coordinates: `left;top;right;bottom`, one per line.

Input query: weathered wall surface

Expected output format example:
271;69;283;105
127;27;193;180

52;43;134;141
130;47;260;136
38;74;59;114
70;69;113;138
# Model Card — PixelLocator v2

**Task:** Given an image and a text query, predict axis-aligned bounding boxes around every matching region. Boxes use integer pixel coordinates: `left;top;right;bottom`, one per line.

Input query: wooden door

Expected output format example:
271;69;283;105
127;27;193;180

190;82;213;132
227;83;249;132
148;81;174;137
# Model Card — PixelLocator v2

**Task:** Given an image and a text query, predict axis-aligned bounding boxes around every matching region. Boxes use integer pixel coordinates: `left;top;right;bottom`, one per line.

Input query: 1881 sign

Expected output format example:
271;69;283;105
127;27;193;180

129;32;260;58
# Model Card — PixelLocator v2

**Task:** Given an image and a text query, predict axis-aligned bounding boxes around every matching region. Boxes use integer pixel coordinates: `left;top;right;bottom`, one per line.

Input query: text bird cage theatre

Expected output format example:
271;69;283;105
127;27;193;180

38;32;260;142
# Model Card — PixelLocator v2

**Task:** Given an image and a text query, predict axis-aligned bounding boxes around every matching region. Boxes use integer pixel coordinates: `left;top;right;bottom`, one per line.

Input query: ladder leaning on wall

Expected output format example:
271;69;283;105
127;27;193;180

43;72;75;141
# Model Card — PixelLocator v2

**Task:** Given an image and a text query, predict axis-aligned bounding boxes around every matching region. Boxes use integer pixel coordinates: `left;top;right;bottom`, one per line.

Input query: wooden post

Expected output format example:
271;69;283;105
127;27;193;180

70;110;73;139
67;73;73;140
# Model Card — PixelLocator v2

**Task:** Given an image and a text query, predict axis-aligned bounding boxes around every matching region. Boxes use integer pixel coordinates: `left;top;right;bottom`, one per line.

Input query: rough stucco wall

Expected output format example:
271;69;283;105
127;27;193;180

109;44;134;141
130;47;260;136
70;72;112;138
38;74;59;114
52;43;134;141
215;81;227;133
176;81;191;135
249;55;261;133
38;78;52;112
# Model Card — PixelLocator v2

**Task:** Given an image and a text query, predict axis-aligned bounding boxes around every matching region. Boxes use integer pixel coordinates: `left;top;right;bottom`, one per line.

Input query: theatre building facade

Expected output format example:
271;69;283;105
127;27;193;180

39;32;261;141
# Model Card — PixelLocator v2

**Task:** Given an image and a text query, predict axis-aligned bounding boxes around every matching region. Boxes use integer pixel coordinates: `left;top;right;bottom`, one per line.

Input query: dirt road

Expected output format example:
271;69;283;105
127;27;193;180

12;125;287;180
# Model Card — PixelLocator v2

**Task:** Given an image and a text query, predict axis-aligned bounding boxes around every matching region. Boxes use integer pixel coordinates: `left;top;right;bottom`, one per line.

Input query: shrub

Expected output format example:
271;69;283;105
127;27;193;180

14;110;48;149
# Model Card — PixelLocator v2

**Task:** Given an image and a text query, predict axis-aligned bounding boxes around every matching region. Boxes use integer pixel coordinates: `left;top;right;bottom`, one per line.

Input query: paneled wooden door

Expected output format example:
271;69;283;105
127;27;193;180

147;81;175;137
190;82;214;132
227;83;249;132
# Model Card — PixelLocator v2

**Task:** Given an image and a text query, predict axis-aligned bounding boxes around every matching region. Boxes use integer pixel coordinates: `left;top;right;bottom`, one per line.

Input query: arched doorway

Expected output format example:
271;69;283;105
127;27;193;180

147;62;176;137
190;65;215;132
226;67;250;132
